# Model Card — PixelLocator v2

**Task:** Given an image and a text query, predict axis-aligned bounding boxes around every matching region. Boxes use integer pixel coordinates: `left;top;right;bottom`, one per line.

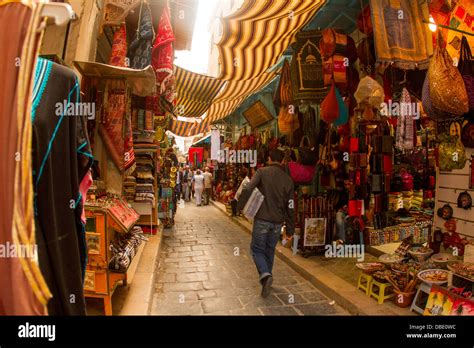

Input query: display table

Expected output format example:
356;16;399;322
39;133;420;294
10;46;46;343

84;197;140;315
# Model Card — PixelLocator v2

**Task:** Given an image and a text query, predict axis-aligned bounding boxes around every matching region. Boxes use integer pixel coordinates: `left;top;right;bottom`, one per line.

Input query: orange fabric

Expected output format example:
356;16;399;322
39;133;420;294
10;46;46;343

0;2;45;315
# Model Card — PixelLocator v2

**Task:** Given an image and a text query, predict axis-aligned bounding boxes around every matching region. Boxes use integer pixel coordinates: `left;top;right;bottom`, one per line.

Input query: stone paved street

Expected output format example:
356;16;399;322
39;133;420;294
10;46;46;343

151;202;348;315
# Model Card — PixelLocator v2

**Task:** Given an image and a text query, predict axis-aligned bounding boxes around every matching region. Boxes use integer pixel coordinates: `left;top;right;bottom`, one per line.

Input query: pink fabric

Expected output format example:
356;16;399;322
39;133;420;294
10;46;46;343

79;170;93;224
287;162;315;183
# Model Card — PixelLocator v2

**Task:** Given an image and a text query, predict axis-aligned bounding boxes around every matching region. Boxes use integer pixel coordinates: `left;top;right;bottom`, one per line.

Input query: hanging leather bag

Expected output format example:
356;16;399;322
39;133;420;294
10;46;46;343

428;33;469;116
458;36;474;111
298;136;317;165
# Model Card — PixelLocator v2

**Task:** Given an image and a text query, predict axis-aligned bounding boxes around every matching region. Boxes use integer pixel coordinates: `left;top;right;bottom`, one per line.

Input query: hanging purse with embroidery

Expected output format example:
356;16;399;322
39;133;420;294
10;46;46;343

428;32;469;116
438;133;467;171
458;36;474;111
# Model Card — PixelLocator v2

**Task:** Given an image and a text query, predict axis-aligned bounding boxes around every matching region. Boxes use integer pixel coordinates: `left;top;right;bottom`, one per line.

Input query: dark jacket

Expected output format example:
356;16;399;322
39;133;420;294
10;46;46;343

237;164;295;233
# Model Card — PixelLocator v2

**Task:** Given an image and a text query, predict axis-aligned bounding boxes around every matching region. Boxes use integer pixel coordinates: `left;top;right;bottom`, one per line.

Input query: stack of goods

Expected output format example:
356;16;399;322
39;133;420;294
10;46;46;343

109;226;148;273
411;190;424;210
402;191;413;210
88;180;106;200
388;192;403;211
367;220;431;246
123;176;136;201
133;144;157;206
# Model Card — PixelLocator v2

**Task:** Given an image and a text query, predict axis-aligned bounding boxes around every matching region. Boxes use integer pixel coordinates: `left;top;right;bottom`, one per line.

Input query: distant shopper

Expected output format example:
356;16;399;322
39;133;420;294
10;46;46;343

238;149;294;298
182;166;190;201
203;167;213;205
193;170;205;206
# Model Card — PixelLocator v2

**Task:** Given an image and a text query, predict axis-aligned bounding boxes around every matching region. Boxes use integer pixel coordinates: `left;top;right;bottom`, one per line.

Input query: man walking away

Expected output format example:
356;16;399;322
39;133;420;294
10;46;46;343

193;169;205;206
182;166;190;201
237;149;294;298
203;167;213;205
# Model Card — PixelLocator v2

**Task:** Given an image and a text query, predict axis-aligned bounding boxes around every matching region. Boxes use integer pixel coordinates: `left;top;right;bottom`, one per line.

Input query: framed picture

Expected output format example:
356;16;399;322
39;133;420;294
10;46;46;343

242;100;274;129
86;232;101;255
84;270;95;291
424;285;455;316
304;218;327;247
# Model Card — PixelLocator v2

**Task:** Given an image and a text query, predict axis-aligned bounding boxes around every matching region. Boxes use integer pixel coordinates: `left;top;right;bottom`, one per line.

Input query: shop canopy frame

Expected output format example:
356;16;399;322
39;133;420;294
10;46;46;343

73;61;157;97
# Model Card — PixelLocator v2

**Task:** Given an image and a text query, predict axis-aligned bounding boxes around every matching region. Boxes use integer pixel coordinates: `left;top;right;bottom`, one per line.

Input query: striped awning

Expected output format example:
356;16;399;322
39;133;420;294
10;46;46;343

174;65;226;118
168;118;211;138
205;72;276;123
217;0;326;81
170;0;326;137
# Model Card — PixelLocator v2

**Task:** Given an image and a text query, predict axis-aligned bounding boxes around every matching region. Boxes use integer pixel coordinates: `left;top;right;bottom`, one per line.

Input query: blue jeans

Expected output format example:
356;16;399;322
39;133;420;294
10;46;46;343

250;219;282;282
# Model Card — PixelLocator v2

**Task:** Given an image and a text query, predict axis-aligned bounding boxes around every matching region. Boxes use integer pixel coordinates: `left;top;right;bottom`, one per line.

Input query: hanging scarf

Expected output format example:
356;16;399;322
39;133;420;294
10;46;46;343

396;88;415;151
129;2;154;70
109;23;128;67
152;1;175;96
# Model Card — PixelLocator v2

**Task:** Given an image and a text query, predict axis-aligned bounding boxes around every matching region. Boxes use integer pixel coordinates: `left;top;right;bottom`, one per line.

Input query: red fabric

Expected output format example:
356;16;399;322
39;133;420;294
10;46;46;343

383;155;393;173
109;24;128;67
357;5;373;36
188;147;204;166
152;1;175;94
321;83;339;124
349;137;359;153
287;162;315;183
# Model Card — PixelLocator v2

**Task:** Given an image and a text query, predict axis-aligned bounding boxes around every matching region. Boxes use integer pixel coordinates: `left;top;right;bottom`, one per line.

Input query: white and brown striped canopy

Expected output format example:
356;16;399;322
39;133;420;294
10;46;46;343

169;0;326;137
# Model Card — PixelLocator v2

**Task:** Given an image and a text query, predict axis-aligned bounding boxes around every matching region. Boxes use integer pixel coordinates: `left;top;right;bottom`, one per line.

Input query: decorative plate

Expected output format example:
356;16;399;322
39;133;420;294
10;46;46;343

417;269;449;285
355;262;385;274
379;253;404;264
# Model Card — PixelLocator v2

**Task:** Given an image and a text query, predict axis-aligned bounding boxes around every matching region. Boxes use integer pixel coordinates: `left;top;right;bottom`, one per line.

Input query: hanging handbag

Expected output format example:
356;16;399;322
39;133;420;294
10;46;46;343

298;136;317;165
428;32;469;116
321;83;340;124
458;36;474;111
372;174;383;193
278;106;300;134
461;116;474;148
288;161;316;184
438;133;467;171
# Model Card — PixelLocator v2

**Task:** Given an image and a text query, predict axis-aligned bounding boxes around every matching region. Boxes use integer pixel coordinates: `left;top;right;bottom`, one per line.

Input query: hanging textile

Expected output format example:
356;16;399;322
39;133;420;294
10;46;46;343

152;0;175;95
109;23;128;67
128;1;154;70
31;58;93;315
370;0;433;69
99;79;136;175
395;88;415;151
0;1;51;315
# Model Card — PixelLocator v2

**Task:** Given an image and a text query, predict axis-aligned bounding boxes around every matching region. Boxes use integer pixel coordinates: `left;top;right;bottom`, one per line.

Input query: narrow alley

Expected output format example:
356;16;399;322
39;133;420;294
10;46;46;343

151;202;348;316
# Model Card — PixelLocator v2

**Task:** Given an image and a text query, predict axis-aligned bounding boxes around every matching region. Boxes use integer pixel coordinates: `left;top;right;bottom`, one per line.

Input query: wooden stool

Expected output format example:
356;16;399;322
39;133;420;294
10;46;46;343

410;282;432;315
369;279;394;304
357;272;372;296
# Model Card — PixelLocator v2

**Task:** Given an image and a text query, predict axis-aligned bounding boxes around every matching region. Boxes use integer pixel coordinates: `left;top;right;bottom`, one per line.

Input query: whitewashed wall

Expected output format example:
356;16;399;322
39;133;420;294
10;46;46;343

434;148;474;239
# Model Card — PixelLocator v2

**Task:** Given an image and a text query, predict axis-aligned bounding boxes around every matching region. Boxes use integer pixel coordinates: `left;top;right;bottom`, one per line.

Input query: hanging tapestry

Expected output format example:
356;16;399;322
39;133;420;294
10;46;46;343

99;79;136;175
370;0;433;69
128;1;154;69
290;30;329;102
109;23;128;67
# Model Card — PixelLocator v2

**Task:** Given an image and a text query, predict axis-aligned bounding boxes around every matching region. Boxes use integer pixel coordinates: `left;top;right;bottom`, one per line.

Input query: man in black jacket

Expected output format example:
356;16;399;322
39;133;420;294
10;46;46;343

237;149;295;297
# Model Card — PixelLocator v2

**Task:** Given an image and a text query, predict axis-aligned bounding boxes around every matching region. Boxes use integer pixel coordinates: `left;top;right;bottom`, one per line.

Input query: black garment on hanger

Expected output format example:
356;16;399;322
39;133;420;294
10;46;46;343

32;58;93;315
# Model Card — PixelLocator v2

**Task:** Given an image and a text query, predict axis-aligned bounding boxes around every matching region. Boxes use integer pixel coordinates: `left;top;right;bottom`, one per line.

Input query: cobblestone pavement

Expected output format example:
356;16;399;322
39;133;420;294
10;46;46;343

151;202;348;315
